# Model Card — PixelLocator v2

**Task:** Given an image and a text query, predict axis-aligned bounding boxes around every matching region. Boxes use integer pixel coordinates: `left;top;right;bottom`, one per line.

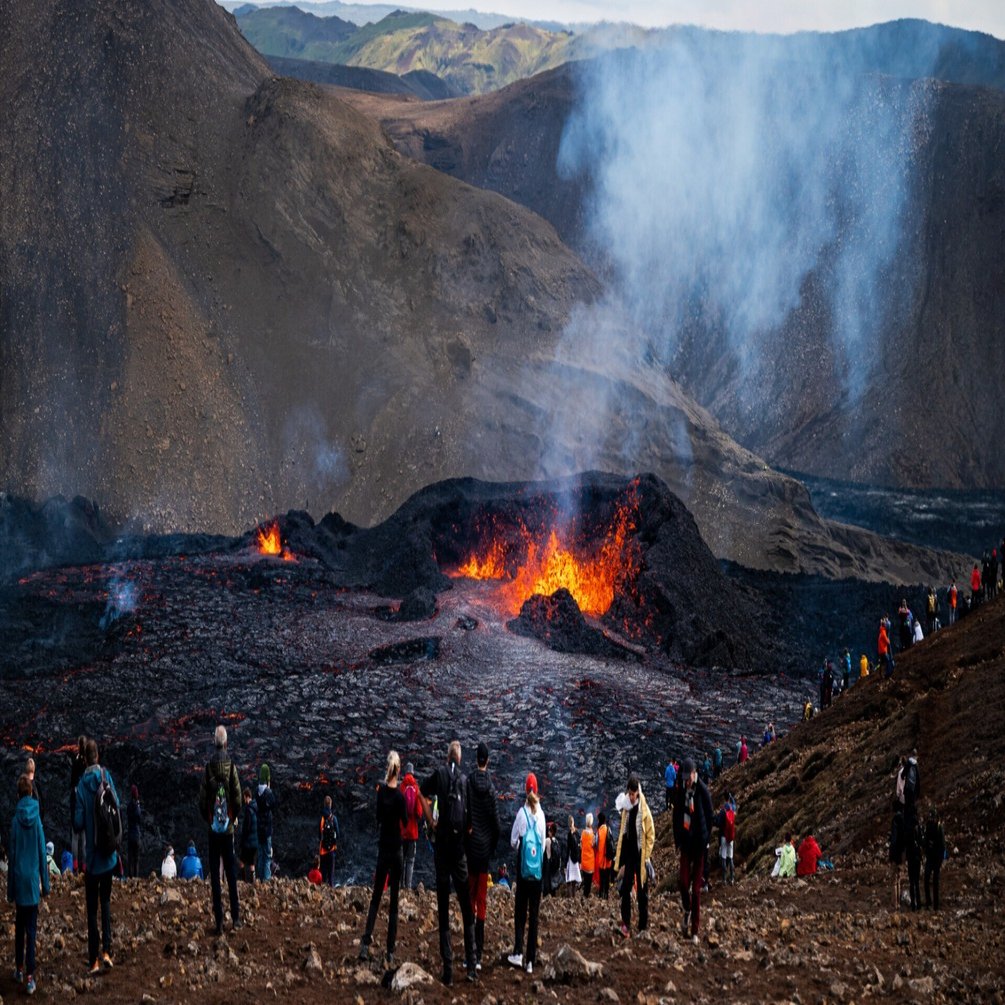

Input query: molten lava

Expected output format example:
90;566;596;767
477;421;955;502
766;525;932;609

449;493;641;617
256;522;296;561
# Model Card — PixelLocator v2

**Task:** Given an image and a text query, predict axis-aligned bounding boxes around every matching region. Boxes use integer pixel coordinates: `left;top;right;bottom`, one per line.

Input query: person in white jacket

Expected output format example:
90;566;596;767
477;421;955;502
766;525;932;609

507;773;546;975
160;846;177;880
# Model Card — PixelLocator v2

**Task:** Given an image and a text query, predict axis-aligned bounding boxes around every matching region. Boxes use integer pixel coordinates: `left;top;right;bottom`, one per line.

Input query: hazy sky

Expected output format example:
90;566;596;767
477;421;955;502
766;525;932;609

336;0;1004;38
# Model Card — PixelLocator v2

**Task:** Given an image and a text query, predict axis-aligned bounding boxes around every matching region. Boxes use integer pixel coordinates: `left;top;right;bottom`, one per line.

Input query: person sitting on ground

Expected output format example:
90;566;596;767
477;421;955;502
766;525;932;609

179;841;204;880
796;834;822;876
44;842;60;882
307;856;322;885
778;834;797;878
60;849;73;874
161;846;177;880
495;863;511;890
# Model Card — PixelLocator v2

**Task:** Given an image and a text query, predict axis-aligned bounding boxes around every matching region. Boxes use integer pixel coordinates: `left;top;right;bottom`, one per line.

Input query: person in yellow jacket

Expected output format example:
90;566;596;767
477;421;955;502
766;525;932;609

614;775;655;937
859;654;870;680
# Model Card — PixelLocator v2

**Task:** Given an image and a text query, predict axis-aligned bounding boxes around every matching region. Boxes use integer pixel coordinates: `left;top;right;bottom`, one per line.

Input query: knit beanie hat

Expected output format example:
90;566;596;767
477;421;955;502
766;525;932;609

525;772;538;794
46;841;54;856
260;763;270;784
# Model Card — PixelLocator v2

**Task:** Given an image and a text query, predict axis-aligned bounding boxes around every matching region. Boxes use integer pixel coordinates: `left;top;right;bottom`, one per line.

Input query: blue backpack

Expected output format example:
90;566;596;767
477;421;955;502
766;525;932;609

520;807;542;880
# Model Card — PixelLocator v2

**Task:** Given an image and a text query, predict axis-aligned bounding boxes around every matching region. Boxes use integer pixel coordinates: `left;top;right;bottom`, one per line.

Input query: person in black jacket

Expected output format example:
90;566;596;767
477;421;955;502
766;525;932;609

923;805;946;909
358;750;407;966
197;725;242;935
419;740;477;986
465;741;499;971
672;758;713;939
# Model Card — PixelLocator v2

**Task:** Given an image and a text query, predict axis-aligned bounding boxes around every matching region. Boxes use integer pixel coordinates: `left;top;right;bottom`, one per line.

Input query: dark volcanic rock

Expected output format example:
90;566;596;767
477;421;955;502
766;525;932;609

368;636;441;664
398;586;438;621
507;588;635;659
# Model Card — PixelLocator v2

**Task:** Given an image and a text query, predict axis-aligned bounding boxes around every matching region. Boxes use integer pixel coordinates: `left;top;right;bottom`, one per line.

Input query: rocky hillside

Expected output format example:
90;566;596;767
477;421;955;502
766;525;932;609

344;22;1005;492
2;0;970;582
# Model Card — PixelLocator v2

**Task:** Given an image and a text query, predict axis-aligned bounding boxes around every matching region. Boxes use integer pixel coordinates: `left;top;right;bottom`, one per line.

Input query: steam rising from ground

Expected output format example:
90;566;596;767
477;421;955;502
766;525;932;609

557;31;931;412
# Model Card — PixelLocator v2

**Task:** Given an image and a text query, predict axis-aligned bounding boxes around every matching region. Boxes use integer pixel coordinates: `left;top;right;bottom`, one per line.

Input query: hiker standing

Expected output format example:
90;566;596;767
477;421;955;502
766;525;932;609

580;813;596;898
889;800;906;908
69;736;87;873
126;785;142;879
925;587;938;634
73;739;119;973
716;798;736;885
615;773;656;937
507;774;546;974
419;740;477;986
738;737;749;763
9;773;50;995
970;563;982;606
255;764;277;881
318;795;338;888
923;806;945;910
400;762;422;890
197;725;242;935
671;760;711;939
465;742;499;971
239;788;258;883
878;619;893;676
595;812;613;899
564;816;582;896
947;579;958;624
664;760;677;811
358;750;407;966
24;758;44;823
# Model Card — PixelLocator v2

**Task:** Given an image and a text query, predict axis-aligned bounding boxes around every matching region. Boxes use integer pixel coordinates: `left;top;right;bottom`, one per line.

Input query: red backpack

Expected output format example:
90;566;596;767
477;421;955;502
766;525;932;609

723;808;736;842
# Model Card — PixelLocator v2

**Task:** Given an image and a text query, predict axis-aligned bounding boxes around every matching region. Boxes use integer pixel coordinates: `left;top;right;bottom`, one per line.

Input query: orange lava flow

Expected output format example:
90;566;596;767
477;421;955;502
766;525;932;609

449;495;640;617
256;523;282;555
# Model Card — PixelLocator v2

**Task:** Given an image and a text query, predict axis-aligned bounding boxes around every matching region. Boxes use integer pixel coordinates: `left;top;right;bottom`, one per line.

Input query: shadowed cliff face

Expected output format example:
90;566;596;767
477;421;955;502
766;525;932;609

348;32;1005;494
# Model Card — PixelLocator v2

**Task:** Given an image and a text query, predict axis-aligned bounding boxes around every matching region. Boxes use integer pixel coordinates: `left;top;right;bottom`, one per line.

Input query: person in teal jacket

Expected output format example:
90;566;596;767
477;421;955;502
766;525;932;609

73;739;119;974
8;773;50;995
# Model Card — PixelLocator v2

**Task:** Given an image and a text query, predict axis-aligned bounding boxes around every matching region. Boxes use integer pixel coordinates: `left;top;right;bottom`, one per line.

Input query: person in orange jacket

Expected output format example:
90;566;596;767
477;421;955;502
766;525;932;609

797;834;822;876
595;813;612;900
580;813;596;898
878;619;893;677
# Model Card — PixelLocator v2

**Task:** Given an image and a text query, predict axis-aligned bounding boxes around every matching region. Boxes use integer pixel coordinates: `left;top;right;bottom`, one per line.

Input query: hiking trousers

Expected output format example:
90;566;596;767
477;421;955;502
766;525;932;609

679;851;703;935
620;856;648;931
434;851;475;974
362;849;402;956
402;839;417;889
85;869;113;964
513;876;543;964
924;859;941;909
15;904;38;976
208;831;240;928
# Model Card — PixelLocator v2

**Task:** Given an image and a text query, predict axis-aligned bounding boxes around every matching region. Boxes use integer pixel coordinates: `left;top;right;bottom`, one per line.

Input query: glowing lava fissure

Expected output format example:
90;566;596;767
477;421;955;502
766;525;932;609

256;521;295;561
448;489;642;617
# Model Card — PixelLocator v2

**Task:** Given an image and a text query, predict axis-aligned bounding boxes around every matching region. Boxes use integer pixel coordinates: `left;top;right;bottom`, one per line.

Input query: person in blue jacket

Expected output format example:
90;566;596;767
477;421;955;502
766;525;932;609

179;841;205;880
664;760;677;811
73;738;119;974
8;773;50;995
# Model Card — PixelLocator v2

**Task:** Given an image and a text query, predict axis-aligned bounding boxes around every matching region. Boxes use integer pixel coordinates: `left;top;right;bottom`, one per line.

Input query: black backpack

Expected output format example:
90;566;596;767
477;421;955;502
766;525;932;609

569;830;581;864
605;825;617;863
94;769;122;856
444;765;467;840
322;811;338;852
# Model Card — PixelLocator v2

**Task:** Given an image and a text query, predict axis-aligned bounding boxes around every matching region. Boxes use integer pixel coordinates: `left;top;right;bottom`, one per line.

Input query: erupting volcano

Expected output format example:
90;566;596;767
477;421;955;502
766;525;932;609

256;521;294;560
448;489;642;616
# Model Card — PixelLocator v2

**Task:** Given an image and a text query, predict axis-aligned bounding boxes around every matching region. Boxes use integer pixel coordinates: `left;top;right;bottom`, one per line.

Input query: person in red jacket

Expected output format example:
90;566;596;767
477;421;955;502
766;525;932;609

797;835;822;876
970;563;982;603
400;763;423;889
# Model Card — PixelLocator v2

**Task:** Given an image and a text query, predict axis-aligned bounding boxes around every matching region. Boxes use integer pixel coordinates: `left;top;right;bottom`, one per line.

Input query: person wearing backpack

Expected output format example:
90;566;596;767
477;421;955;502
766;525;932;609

400;762;422;890
239;788;258;883
594;812;612;899
507;774;546;974
197;725;242;935
318;794;338;888
419;740;477;986
671;760;711;940
358;750;408;966
465;742;500;971
255;763;277;882
73;738;119;974
712;746;723;780
716;799;736;885
9;772;50;996
615;773;656;937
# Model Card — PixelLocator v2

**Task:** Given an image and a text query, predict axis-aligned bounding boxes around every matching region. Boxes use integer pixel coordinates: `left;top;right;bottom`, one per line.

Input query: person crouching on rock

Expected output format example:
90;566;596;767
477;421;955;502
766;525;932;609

358;749;407;967
9;772;50;995
615;773;656;938
671;760;710;940
197;725;242;935
73;738;119;974
508;773;546;975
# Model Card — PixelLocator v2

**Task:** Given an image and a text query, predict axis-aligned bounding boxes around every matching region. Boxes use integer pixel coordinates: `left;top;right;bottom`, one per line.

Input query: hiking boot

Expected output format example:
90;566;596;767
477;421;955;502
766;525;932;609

102;952;113;970
213;922;223;936
466;967;477;983
619;922;630;939
441;966;453;986
525;961;533;975
358;944;370;962
681;913;690;937
87;961;101;976
506;953;523;968
14;969;23;984
385;952;395;969
232;919;244;931
26;976;36;996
